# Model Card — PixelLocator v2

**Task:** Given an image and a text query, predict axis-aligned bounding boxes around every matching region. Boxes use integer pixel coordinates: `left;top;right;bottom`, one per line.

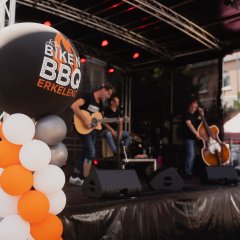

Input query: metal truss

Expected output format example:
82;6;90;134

0;0;16;28
17;0;172;60
122;0;220;50
72;40;132;72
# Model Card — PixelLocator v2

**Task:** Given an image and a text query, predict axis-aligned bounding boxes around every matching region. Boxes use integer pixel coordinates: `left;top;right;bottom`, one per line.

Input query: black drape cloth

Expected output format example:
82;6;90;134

61;185;240;240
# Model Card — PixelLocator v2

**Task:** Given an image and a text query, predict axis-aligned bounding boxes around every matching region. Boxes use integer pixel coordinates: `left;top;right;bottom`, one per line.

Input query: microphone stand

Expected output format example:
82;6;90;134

116;123;121;169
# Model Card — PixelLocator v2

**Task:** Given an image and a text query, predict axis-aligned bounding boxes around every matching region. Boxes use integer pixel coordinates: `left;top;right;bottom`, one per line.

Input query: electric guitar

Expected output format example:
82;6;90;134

74;110;129;135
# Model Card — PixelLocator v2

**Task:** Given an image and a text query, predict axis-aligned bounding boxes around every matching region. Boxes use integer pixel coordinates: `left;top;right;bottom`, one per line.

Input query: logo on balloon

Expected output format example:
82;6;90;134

37;33;81;98
0;23;82;118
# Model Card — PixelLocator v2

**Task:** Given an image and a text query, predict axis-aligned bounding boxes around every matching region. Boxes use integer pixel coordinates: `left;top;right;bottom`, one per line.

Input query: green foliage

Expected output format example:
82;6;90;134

233;92;240;111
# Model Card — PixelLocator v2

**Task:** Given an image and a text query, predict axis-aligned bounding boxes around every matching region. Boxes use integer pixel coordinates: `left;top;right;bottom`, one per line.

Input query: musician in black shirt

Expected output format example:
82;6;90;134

182;98;203;177
70;82;115;182
102;96;131;155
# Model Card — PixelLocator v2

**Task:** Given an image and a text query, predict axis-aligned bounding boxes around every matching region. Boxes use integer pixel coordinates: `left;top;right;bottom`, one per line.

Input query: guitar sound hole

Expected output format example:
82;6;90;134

92;118;98;127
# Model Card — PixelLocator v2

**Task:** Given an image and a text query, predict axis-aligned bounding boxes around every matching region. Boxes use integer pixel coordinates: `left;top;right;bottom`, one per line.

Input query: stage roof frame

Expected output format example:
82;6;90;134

15;0;240;70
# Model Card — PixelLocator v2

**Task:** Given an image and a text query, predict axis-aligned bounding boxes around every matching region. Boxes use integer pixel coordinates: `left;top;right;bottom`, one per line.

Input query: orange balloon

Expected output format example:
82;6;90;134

30;214;63;240
0;124;6;140
1;164;33;195
0;140;21;168
18;190;49;223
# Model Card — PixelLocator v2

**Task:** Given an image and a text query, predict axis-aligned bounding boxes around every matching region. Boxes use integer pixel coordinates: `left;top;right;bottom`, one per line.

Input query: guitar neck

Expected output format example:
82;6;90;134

201;116;212;137
98;118;119;124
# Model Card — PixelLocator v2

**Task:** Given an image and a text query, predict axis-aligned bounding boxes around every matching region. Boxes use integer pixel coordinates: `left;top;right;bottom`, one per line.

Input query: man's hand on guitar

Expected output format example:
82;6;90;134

83;119;92;129
195;132;201;140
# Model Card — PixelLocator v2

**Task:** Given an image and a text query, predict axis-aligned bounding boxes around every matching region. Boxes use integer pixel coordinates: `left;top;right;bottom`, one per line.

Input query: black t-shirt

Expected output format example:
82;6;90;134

80;92;103;114
104;108;120;130
182;111;201;140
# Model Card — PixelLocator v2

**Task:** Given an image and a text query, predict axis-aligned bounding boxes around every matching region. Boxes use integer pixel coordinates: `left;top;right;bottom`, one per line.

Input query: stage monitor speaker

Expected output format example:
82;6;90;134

203;166;239;184
82;168;142;198
149;167;184;191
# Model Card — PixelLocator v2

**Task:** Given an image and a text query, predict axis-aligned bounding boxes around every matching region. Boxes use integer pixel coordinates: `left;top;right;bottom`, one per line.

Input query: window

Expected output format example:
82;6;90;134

198;74;208;93
222;71;231;90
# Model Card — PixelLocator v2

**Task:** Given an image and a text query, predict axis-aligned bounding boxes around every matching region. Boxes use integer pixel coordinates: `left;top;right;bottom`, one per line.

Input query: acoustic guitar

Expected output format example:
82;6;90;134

74;110;128;135
197;110;230;166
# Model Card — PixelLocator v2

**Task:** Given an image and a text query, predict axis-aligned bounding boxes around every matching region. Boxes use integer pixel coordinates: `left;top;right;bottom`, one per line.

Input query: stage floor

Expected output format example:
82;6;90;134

61;177;240;240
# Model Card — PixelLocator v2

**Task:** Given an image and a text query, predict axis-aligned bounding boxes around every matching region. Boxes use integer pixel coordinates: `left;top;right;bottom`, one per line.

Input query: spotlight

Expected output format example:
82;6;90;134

93;159;99;166
108;67;115;73
43;21;52;27
101;40;109;47
133;52;140;59
80;57;86;63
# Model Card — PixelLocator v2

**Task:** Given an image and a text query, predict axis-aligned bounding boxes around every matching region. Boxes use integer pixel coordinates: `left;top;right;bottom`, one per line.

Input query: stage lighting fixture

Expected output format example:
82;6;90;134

80;57;86;63
43;21;52;27
108;67;115;73
133;52;140;59
93;159;99;166
224;0;240;9
101;40;109;47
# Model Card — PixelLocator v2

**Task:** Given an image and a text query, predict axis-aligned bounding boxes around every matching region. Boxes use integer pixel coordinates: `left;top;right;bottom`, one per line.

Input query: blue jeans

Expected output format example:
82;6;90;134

183;139;196;176
101;130;132;153
76;131;97;171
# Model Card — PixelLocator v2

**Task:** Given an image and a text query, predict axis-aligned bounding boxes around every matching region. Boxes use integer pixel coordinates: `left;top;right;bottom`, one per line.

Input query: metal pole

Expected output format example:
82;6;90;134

169;67;174;165
236;52;240;100
9;0;16;25
128;76;132;133
0;0;7;28
0;0;16;28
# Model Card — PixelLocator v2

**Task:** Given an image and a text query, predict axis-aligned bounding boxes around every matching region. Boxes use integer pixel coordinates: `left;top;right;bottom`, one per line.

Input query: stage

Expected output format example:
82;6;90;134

60;177;240;240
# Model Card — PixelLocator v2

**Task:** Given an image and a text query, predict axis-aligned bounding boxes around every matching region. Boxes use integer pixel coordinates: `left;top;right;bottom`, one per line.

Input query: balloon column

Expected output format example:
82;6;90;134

0;114;65;240
0;22;81;240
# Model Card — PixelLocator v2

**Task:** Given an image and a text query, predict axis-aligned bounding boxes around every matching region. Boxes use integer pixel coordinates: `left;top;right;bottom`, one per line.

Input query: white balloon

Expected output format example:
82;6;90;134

0;189;20;218
0;215;30;240
19;139;51;171
33;165;65;195
27;234;35;240
2;113;35;145
47;190;66;215
0;167;3;190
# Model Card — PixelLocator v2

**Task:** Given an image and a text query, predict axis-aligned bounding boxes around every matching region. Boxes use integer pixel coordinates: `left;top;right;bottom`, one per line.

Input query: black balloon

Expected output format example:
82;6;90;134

0;23;81;119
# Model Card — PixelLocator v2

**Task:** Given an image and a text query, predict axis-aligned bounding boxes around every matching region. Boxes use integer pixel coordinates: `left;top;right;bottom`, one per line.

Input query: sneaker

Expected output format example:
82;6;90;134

69;176;84;186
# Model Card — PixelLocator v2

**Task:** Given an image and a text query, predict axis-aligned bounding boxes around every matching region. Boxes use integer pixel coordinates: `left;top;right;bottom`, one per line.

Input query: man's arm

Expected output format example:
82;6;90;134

71;98;92;129
185;120;201;140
